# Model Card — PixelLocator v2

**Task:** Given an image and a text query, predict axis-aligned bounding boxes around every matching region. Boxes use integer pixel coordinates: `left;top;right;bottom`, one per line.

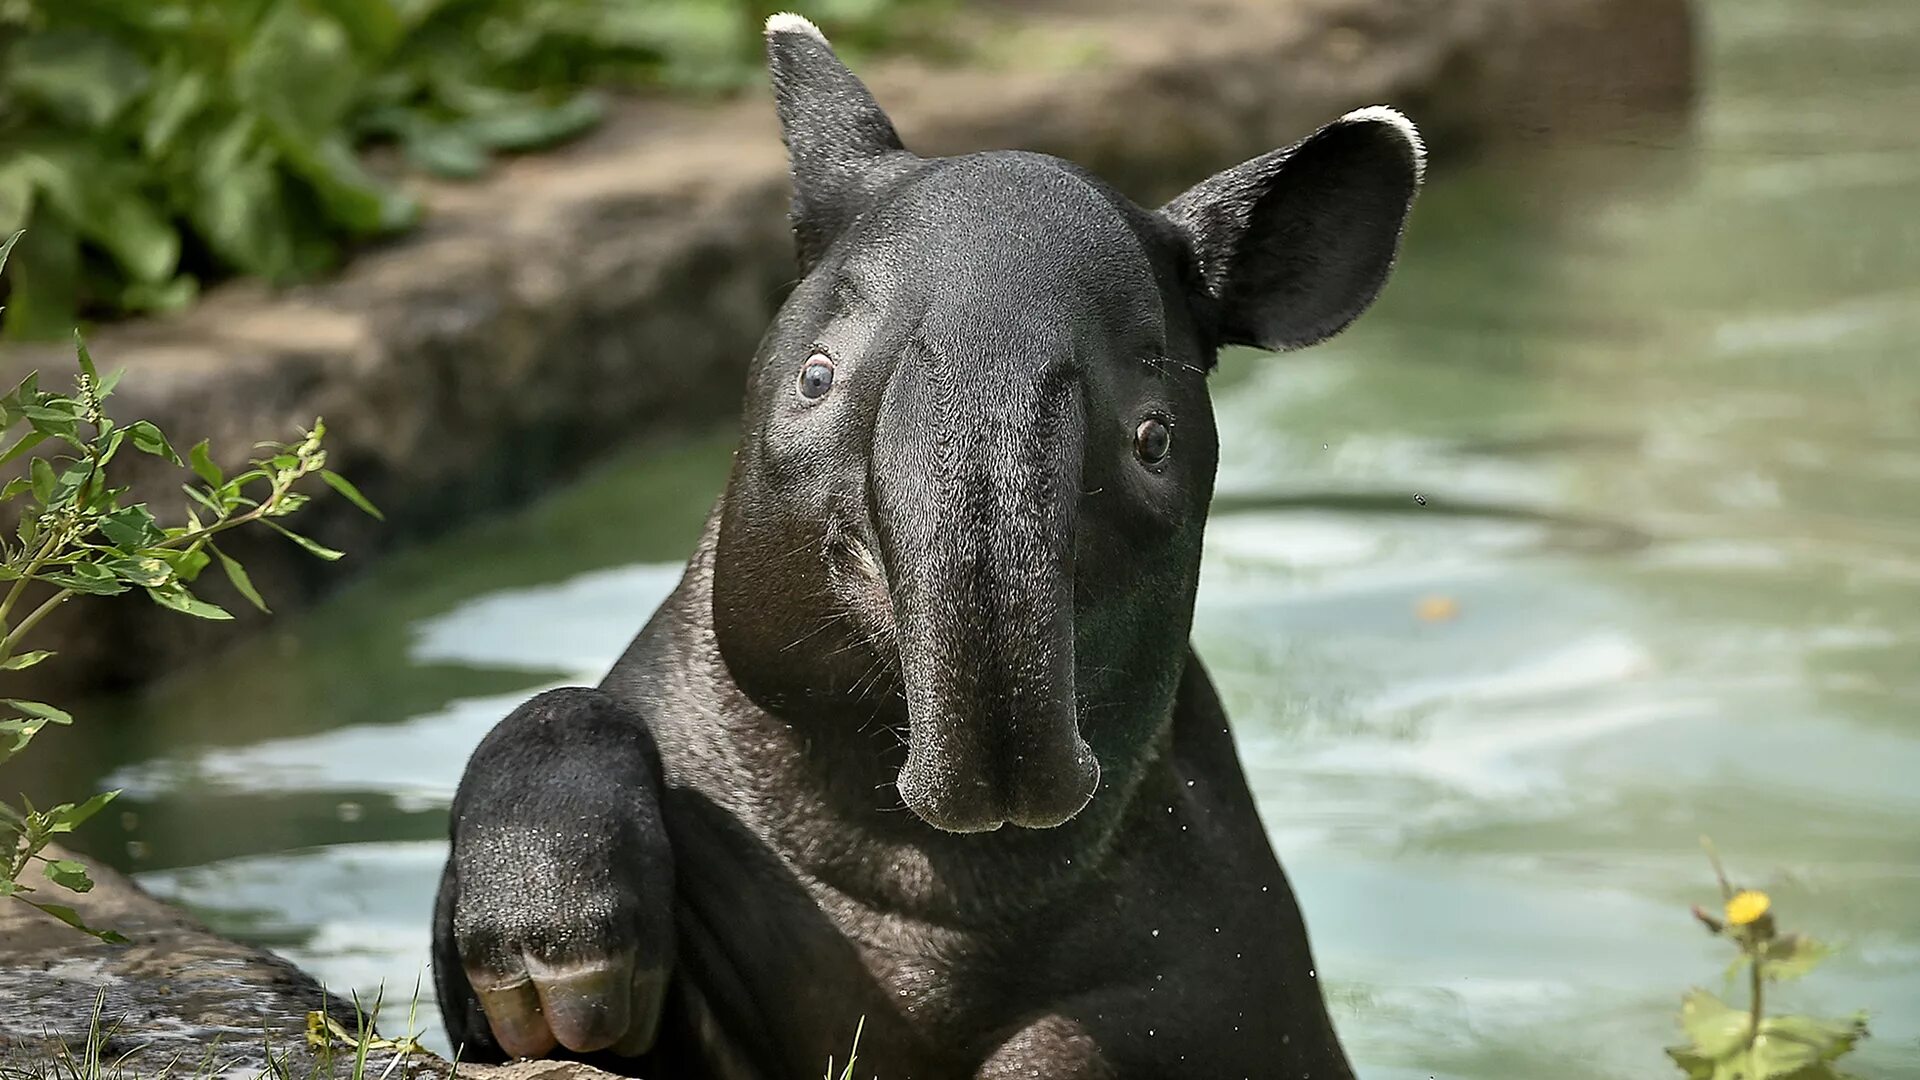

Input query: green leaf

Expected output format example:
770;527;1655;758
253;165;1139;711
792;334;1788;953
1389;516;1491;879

42;858;94;893
0;431;49;468
3;31;152;128
1678;989;1750;1061
102;555;174;589
156;545;210;583
0;208;81;340
189;440;224;488
1663;1046;1715;1080
320;470;383;520
459;92;605;152
0;229;19;274
19;146;180;287
1761;934;1831;983
187;121;299;279
120;274;199;314
37;566;131;596
182;483;226;517
99;505;165;551
0;717;56;766
126;421;182;465
24;901;128;945
235;5;360;143
214;545;269;613
75;331;99;382
141;64;211;157
94;427;127;468
30;457;55;504
268;521;344;561
0;169;31;248
312;0;405;55
1752;1013;1867;1073
145;583;232;620
0;651;55;671
277;135;418;234
401;123;489;179
22;400;83;425
44;791;118;834
4;700;73;725
96;196;182;286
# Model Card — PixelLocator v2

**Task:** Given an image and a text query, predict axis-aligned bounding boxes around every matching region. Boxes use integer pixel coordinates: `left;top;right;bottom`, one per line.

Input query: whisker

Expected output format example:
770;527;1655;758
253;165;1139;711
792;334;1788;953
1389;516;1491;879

779;610;855;653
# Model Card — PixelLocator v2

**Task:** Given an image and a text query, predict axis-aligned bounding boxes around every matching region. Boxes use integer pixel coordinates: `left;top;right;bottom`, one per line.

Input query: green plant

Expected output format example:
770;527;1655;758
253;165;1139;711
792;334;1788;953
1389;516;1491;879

1667;841;1870;1080
823;1017;865;1080
0;0;937;337
0;230;380;938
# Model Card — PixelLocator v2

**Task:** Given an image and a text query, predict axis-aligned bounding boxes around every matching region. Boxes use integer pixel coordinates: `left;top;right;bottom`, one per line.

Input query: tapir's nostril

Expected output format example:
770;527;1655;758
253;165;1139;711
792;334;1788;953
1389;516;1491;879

1005;738;1100;829
895;717;1099;834
897;760;1005;834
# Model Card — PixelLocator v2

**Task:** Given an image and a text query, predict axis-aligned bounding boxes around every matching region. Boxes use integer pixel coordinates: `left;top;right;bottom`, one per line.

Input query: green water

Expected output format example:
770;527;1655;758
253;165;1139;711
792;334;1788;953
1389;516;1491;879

51;0;1920;1075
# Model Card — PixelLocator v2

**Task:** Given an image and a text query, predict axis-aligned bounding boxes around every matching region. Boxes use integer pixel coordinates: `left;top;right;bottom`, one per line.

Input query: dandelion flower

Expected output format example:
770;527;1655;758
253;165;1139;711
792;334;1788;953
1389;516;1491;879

1725;890;1771;926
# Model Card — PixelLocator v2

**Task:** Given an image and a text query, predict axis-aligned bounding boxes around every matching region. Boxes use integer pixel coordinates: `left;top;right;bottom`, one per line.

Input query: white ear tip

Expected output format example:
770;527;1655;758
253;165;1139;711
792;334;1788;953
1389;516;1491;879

765;12;827;42
1339;105;1427;182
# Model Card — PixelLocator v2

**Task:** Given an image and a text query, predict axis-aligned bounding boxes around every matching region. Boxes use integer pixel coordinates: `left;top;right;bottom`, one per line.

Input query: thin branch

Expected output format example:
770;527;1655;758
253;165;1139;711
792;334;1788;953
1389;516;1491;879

0;586;71;666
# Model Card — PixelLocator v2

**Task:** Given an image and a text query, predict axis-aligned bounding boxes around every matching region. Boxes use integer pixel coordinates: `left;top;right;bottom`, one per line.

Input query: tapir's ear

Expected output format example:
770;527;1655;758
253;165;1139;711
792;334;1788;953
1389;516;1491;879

1160;107;1424;353
765;13;913;270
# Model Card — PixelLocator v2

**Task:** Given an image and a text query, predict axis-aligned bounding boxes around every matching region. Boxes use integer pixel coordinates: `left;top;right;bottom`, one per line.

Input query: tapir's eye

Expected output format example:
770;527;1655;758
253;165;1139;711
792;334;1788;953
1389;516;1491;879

1135;417;1172;465
798;353;836;400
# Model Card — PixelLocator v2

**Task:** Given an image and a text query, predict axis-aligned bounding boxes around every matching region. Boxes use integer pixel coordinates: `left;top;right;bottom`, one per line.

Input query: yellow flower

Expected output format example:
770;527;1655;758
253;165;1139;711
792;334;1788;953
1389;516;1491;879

1725;890;1771;926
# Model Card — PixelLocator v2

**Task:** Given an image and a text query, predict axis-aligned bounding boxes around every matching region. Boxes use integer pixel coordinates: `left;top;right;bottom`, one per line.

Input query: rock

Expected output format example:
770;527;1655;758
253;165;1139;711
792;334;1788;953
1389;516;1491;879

0;847;653;1080
0;0;1693;699
0;846;363;1077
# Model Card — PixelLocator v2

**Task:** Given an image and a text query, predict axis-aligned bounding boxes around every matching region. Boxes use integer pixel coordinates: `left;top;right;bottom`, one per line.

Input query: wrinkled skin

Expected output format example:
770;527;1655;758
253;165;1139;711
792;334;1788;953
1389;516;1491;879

434;15;1422;1079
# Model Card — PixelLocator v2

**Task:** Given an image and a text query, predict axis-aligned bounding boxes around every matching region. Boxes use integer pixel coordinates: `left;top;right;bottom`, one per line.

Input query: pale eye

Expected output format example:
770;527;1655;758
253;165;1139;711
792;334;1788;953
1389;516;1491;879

799;353;836;399
1135;417;1172;464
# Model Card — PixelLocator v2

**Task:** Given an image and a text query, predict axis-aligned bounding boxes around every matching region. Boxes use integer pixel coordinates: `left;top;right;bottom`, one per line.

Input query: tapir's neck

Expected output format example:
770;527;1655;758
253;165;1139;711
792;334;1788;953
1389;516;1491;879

670;508;1178;927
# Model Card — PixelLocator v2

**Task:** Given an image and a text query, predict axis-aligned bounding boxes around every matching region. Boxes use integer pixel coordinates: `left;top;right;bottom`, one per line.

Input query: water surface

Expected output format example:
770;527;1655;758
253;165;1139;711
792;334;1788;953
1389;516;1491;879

54;1;1920;1075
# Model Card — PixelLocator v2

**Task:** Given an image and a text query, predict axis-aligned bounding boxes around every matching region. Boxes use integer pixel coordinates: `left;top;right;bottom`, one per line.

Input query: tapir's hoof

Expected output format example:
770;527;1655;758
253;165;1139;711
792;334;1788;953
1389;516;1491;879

434;688;674;1061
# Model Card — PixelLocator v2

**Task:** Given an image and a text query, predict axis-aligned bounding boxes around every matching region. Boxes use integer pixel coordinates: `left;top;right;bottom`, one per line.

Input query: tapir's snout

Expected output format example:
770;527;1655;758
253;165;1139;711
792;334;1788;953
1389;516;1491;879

873;352;1099;833
895;653;1101;833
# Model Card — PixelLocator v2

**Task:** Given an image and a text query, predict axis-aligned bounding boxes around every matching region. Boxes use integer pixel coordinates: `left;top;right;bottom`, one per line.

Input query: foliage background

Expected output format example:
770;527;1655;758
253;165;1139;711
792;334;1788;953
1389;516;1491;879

0;0;933;339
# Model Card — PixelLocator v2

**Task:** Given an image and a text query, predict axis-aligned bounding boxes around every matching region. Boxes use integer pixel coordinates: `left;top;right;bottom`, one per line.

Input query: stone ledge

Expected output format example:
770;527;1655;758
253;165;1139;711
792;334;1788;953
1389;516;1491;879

0;847;630;1080
0;0;1692;697
0;846;356;1077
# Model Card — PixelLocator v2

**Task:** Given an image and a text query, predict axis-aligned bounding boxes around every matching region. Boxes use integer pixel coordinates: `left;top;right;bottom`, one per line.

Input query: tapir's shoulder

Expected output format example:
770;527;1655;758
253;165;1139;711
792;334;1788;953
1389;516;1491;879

1167;649;1255;793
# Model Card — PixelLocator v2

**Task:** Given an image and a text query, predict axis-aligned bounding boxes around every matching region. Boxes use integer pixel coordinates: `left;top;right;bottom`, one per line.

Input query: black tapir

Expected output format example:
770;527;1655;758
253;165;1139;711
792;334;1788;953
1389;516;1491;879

433;13;1422;1078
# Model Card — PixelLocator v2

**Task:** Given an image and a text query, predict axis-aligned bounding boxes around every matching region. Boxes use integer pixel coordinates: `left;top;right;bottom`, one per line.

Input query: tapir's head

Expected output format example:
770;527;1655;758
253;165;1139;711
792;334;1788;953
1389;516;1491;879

712;15;1422;834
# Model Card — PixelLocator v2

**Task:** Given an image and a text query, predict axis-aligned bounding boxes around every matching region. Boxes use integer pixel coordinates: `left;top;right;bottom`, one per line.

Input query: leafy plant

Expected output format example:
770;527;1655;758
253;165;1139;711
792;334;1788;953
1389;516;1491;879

1667;841;1870;1080
0;0;936;338
0;230;380;938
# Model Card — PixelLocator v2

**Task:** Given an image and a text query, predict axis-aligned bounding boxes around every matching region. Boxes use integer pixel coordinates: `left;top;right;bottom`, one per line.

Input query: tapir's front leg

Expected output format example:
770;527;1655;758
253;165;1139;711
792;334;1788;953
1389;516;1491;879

432;688;674;1063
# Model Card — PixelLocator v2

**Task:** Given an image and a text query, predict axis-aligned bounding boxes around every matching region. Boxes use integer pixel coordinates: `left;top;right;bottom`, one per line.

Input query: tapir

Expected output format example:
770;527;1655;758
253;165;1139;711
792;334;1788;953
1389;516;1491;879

433;13;1422;1079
